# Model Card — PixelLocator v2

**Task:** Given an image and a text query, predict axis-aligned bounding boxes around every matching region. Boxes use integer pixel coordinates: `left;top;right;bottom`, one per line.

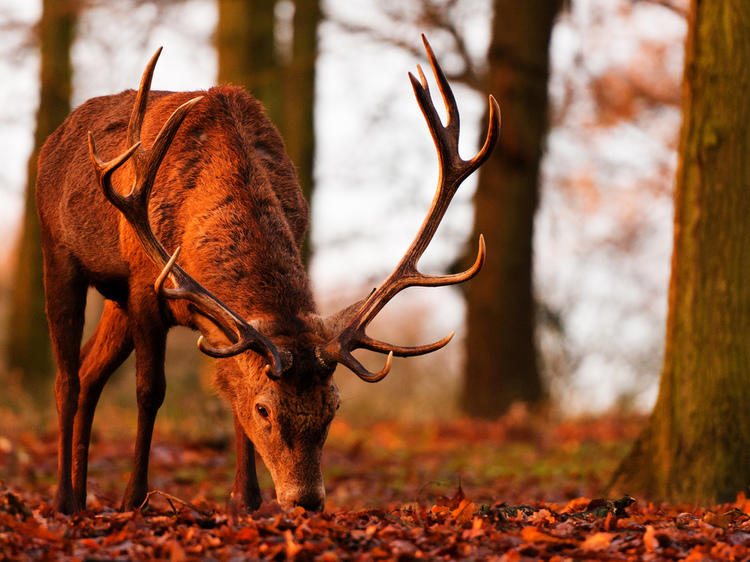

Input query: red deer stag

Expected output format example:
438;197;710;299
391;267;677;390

37;36;499;514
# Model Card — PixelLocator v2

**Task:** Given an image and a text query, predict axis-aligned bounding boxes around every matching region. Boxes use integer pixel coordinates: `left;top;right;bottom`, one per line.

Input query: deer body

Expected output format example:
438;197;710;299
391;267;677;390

38;40;499;514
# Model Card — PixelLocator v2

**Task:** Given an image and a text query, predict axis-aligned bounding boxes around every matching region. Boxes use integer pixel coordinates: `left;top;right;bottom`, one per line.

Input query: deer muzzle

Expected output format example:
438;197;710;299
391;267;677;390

277;481;325;512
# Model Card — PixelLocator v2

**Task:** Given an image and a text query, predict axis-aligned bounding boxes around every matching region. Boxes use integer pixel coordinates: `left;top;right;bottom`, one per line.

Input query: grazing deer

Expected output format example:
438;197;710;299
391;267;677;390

37;36;499;514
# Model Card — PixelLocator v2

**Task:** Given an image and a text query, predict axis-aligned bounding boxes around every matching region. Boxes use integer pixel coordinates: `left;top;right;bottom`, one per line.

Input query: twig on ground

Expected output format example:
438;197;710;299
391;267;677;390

137;490;212;517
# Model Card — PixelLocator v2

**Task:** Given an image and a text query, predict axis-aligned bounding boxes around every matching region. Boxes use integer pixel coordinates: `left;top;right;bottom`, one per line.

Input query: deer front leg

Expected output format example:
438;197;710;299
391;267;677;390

229;410;262;515
73;300;133;508
43;250;87;514
121;298;167;511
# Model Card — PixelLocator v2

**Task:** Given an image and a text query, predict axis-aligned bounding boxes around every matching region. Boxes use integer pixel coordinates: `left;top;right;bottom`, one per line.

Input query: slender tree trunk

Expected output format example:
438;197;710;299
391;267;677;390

611;0;750;505
6;0;77;396
216;0;319;263
284;0;319;261
461;0;560;417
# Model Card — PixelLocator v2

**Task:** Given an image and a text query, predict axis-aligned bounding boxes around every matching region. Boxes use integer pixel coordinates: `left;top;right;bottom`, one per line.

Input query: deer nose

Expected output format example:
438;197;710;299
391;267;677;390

292;493;325;512
278;481;325;512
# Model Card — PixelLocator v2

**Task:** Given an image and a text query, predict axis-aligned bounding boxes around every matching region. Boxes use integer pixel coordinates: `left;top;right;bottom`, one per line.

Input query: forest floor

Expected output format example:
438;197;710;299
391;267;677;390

2;411;749;560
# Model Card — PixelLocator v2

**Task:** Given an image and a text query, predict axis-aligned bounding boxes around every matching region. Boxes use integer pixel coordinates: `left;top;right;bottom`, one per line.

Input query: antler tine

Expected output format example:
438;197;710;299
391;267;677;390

90;49;283;378
318;37;500;383
338;349;394;384
136;96;204;208
88;134;141;183
359;331;454;357
420;34;460;134
128;46;162;148
469;95;501;171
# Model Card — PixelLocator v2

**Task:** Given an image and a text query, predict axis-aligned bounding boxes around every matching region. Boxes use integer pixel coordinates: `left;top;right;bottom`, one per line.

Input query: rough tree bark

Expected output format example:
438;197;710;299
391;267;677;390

6;0;77;396
611;0;750;504
216;0;319;262
461;0;560;417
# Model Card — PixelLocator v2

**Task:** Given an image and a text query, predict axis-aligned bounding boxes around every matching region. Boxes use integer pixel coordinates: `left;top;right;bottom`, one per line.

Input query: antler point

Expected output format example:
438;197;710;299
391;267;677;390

383;351;393;375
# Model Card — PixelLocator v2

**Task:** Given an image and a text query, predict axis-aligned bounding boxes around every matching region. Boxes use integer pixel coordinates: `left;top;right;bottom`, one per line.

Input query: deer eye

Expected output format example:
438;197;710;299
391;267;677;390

255;404;270;419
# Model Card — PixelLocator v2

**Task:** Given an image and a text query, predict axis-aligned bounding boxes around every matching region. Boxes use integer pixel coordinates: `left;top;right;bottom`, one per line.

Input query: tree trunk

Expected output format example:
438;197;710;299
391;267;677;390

7;0;77;396
461;0;560;417
217;0;284;129
216;0;319;263
283;0;319;261
611;0;750;505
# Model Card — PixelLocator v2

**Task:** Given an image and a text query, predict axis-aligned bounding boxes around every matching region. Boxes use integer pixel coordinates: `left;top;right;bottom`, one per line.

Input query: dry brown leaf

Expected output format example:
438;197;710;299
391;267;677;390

581;531;614;551
528;508;554;525
520;525;566;544
451;499;476;523
643;524;659;552
703;511;730;529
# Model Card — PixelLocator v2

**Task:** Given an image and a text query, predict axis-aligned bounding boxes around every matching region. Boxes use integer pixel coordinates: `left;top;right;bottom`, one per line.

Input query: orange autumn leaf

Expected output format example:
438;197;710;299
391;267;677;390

285;529;303;558
521;525;567;544
581;532;614;551
643;524;659;552
528;508;555;525
451;499;476;523
702;511;730;529
562;497;591;513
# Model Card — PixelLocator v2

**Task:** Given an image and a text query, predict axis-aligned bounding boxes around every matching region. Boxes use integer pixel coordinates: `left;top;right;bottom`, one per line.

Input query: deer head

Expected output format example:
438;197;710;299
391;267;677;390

87;36;499;511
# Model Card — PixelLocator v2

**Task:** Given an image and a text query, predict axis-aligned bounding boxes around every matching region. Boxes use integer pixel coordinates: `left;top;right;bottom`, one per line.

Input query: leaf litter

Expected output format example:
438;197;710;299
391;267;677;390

1;414;748;560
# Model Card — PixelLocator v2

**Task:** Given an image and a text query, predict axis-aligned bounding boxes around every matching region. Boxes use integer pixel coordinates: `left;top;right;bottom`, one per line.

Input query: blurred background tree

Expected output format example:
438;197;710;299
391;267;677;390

462;0;561;417
5;0;78;400
612;0;750;505
216;0;320;262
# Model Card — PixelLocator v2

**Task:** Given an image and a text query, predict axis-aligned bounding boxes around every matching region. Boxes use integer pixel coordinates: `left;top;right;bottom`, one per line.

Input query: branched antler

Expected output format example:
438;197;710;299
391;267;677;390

319;35;501;382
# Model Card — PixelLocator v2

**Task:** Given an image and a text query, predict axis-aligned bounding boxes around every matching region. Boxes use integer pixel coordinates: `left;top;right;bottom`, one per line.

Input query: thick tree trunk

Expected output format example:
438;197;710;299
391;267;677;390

611;0;750;505
461;0;560;417
216;0;319;263
7;0;76;396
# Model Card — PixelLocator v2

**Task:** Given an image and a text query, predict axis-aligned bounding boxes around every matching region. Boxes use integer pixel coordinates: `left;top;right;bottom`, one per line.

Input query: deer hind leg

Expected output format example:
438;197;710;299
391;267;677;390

72;299;133;508
120;290;167;511
229;410;262;515
43;248;87;514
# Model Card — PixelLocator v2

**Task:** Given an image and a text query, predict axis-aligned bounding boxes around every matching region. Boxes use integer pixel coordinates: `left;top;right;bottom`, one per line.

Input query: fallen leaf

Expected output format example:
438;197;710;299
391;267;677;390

528;508;554;525
285;529;303;558
521;525;566;544
168;540;186;562
582;531;614;551
562;497;591;513
451;499;476;523
703;511;730;529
